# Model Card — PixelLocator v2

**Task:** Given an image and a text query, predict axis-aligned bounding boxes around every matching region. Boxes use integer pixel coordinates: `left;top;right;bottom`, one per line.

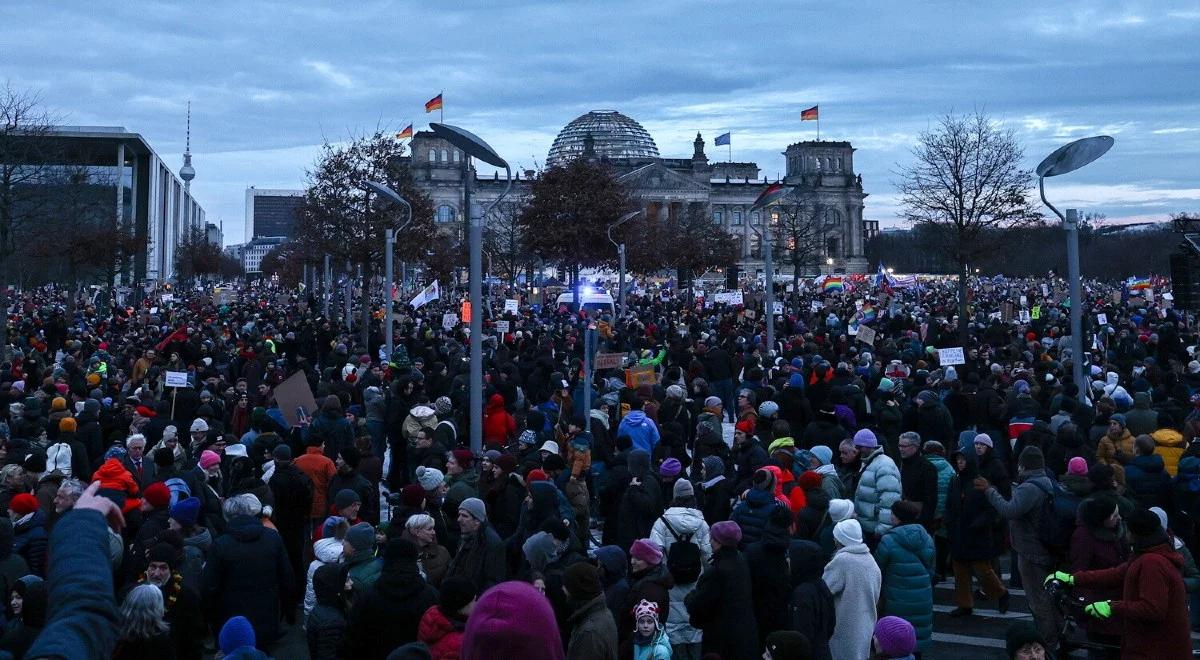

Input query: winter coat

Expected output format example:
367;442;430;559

622;564;674;643
665;582;701;646
899;454;938;530
418;605;465;660
483;472;526;540
1124;454;1172;510
307;410;356;462
945;460;998;561
699;476;732;526
482;394;516;448
566;595;618;660
1073;542;1191;660
348;556;439;660
730;487;787;548
446;524;506;594
615;451;663;550
632;630;672;660
618;411;661;456
1045;430;1095;478
295;447;337;520
595;545;631;625
927;455;955;524
306;563;348;660
822;541;881;660
985;469;1055;563
875;523;935;650
1068;522;1129;628
1125;393;1160;436
853;448;902;537
788;540;835;660
1153;428;1186;477
745;528;793;644
649;506;712;564
12;511;47;577
202;514;295;648
685;545;759;660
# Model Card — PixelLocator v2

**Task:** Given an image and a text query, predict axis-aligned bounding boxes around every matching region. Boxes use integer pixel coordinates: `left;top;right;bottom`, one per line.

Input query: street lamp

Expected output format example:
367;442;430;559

751;184;790;357
366;180;412;365
607;210;641;317
429;122;512;454
1036;135;1114;404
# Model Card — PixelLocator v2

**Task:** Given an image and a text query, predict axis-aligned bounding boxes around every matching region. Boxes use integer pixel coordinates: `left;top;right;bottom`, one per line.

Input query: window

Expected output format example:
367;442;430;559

751;212;761;225
428;148;436;161
436;205;457;223
440;149;449;162
733;211;743;226
826;236;840;259
771;210;779;225
713;211;723;225
453;150;460;162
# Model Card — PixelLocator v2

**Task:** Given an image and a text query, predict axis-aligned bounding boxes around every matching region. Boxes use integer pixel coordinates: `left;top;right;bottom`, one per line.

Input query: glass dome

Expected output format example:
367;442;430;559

546;110;659;168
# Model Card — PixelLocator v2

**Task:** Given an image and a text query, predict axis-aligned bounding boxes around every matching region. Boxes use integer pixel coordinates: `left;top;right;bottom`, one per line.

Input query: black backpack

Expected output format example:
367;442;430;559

1030;479;1080;559
659;514;702;585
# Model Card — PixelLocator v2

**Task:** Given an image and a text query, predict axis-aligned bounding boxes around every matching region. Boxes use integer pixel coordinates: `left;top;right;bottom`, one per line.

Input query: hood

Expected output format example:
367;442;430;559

226;514;265;543
661;507;706;535
92;458;138;494
409;406;436;423
1131;453;1165;474
521;531;560;572
184;526;213;552
628;449;651;476
1141;542;1185;569
1153;428;1184;448
884;523;931;552
594;545;627;584
1106;372;1120;387
788;539;825;585
364;387;383;404
589;408;610;430
485;394;505;412
313;536;344;564
1134;392;1151;409
1060;473;1093;497
17;579;46;626
624;410;648;427
313;562;345;607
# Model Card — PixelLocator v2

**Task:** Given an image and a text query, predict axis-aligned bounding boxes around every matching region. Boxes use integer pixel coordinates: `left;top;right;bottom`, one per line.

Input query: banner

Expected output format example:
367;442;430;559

409;280;440;310
937;347;966;366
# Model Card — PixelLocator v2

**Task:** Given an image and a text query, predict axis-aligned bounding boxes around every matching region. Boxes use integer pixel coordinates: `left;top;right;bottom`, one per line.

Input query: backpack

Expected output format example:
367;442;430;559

1029;479;1080;558
164;477;192;508
659;514;702;585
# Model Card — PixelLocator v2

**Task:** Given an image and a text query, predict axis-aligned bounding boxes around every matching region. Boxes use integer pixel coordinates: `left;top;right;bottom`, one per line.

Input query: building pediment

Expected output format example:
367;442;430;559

617;162;710;196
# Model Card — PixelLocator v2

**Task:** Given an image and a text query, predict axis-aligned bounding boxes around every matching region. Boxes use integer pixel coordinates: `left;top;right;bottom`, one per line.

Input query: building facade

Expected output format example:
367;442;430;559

244;188;304;242
403;110;869;275
241;236;287;274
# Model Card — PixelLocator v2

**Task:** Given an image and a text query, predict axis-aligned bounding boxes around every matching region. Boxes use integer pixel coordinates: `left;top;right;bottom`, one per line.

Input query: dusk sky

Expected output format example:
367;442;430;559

5;1;1199;243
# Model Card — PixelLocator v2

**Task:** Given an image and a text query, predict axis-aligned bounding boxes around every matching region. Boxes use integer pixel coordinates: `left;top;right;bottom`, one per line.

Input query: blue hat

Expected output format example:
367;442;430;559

1110;413;1127;427
219;616;256;654
811;445;833;466
169;497;201;527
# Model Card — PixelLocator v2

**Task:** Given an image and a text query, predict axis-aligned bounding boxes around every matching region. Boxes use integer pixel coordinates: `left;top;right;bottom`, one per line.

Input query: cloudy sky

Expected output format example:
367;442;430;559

5;1;1198;243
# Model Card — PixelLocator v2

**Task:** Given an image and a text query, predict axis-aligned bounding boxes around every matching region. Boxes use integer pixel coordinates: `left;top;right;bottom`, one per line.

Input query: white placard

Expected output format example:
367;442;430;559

1020;295;1028;307
857;325;876;346
504;299;519;314
714;291;744;305
495;320;510;333
164;371;189;388
160;294;174;303
855;299;864;311
772;302;784;315
1019;310;1031;323
593;352;625;370
937;347;966;366
811;300;822;312
1096;313;1108;326
442;313;459;330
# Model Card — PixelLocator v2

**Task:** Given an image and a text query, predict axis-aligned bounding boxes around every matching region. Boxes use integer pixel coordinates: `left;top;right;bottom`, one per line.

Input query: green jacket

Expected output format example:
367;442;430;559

875;523;935;650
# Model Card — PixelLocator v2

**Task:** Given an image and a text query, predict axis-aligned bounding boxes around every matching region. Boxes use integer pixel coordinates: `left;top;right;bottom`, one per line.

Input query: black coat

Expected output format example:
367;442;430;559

201;515;295;648
483;473;525;540
699;478;732;527
945;461;998;561
899;454;939;529
745;535;792;646
347;558;439;660
686;545;759;660
788;540;836;660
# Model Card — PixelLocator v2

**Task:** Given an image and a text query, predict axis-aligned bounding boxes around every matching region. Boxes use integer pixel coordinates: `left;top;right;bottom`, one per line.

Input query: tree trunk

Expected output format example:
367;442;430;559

957;260;969;346
360;262;371;353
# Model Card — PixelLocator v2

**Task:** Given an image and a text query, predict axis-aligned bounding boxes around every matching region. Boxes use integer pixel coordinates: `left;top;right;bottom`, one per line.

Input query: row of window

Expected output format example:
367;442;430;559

428;148;461;163
713;211;765;226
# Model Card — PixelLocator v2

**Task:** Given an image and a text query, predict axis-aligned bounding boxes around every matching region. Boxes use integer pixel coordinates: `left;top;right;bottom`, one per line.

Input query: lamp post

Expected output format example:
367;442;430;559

607;210;641;318
365;181;412;364
430;123;512;454
751;184;790;358
1036;135;1114;403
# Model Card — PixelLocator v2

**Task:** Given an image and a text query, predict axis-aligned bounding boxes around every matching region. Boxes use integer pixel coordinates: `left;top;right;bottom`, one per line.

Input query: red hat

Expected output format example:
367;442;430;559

8;493;38;515
135;406;156;418
735;419;755;435
1025;332;1037;342
526;469;548;485
451;449;474;469
798;471;824;490
143;482;171;509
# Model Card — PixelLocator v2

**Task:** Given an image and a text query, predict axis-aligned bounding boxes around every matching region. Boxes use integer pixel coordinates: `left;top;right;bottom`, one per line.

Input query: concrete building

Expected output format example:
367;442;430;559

205;221;223;247
402;110;869;275
240;236;287;274
244;188;304;242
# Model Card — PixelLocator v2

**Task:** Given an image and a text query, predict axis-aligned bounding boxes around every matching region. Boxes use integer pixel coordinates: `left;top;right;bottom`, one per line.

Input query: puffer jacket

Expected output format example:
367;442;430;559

417;605;465;660
402;406;438;443
874;523;935;651
985;469;1056;563
363;386;387;423
927;455;955;525
650;506;712;563
730;487;787;548
305;536;343;617
482;393;516;448
853;448;902;536
1152;428;1185;477
306;563;347;660
1124;453;1171;510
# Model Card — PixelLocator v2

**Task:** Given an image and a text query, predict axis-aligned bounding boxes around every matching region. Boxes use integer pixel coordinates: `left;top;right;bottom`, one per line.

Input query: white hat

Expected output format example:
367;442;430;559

224;444;248;458
190;418;209;433
828;499;855;523
833;518;863;547
539;440;560;455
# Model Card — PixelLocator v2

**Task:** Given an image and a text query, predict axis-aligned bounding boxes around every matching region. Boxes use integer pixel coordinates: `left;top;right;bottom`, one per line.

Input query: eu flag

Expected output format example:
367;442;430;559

714;132;731;146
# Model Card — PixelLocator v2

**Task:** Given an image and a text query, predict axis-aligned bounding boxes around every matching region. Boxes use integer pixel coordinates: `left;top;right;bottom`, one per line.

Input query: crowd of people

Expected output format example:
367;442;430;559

0;272;1195;660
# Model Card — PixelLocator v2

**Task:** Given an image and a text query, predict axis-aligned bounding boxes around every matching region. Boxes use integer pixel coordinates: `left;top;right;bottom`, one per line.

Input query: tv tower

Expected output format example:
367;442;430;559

180;101;196;191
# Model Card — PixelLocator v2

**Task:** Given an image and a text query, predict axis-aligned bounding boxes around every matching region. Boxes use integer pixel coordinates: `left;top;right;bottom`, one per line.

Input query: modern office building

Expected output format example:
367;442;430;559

241;236;287;274
205;221;223;247
244;188;304;242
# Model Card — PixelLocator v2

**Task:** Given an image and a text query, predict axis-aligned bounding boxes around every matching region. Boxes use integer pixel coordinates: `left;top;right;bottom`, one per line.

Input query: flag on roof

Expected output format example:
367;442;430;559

425;93;443;113
395;124;413;140
801;105;819;121
714;132;731;146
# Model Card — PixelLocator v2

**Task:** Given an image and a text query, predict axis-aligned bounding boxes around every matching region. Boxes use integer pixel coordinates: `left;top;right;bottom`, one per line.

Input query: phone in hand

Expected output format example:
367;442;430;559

296;406;310;426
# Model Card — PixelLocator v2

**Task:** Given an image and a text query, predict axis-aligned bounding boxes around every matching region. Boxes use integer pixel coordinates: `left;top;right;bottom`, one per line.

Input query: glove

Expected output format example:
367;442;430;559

1084;601;1112;618
1045;571;1074;585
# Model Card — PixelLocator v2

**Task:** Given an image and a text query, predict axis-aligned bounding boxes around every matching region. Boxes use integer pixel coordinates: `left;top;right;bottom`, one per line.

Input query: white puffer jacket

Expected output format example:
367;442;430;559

649;506;712;563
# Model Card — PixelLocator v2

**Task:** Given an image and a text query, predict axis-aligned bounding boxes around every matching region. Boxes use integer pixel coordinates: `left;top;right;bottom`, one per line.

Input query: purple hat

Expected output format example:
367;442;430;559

630;539;664;565
1068;456;1088;476
658;458;682;478
973;433;993;448
852;428;878;449
710;520;742;547
874;616;916;657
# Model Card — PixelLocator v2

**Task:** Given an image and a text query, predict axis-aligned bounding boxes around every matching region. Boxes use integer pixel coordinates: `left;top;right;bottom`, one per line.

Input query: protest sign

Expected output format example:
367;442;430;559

442;313;459;330
856;325;876;346
504;299;519;314
594;352;624;370
495;320;510;333
164;371;189;388
937;347;966;366
275;370;318;428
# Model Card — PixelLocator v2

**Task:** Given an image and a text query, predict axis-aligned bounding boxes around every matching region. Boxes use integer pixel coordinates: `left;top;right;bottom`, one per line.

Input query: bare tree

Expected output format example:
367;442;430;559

484;200;532;287
897;111;1038;341
773;194;841;302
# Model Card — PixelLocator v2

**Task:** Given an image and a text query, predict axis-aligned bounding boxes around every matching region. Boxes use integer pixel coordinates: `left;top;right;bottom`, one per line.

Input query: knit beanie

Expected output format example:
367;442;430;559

416;466;445;491
876;377;895;392
1067;456;1089;476
1018;446;1045;471
701;456;725;479
8;494;38;516
710;520;742;547
334;488;361;511
461;582;563;660
764;631;812;660
439;576;477;615
659;458;682;477
973;433;993;448
434;396;453;416
451;449;474;469
272;444;292;461
400;484;425;508
852;428;878;448
169;497;201;527
758;401;780;418
833;518;863;547
703;395;722;408
345;522;376;552
459;497;487;522
629;538;663;565
666;384;686;400
147;542;180;568
1127;508;1163;539
143;482;171;510
828;499;855;523
873;616;916;657
1005;622;1045;659
51;397;66;412
562;562;603;600
810;445;833;466
219;616;256;654
673;479;694;500
198;450;221;470
495;454;517;473
59;417;76;433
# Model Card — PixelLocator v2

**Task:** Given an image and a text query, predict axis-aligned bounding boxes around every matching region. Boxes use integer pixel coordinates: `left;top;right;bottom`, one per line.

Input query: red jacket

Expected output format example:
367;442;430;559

482;394;516;447
418;605;464;660
1073;542;1190;660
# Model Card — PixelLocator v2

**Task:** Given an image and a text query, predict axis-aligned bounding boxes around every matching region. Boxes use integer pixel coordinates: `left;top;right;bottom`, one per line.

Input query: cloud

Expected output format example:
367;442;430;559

303;60;353;89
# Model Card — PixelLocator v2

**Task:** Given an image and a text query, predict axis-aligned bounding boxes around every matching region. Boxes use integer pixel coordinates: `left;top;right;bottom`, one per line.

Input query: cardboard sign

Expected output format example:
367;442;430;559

442;313;459;330
1096;313;1108;326
460;301;472;323
495;320;510;334
1031;305;1041;320
856;325;876;346
1019;310;1031;323
164;371;189;388
1020;295;1028;308
160;293;174;303
594;352;625;370
772;301;784;316
275;370;318;428
504;299;519;314
937;347;966;366
714;291;744;305
625;364;656;388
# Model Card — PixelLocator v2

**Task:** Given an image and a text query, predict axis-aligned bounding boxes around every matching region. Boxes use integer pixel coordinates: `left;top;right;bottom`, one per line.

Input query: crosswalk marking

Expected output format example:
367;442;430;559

931;632;1007;649
932;604;1031;620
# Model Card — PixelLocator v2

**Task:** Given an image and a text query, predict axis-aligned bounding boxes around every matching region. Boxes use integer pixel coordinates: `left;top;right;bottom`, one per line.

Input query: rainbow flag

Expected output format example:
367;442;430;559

425;93;443;113
861;303;877;323
395;124;413;140
1128;277;1151;291
801;105;819;121
823;276;843;293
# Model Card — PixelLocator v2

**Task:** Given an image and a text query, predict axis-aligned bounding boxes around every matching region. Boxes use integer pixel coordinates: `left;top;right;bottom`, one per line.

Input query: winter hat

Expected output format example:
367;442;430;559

735;419;755;435
483;449;502;463
876;377;895;393
451;449;474;469
495;454;517;473
434;396;453;416
666;384;686;400
764;631;811;660
1150;506;1170;532
22;452;45;474
973;433;993;448
810;445;833;466
874;616;917;657
538;440;560;455
1067;456;1089;476
272;444;292;461
198;450;221;470
833;518;864;547
8;494;38;516
50;397;67;412
543;454;567;472
630;538;664;565
143;482;171;510
459;497;487;522
1109;413;1126;428
399;485;425;508
701;456;725;479
562;562;603;600
1127;508;1162;539
852;428;878;448
703;395;722;408
526;469;549;484
58;417;76;433
224;444;248;459
798;471;824;490
190;418;209;433
345;522;376;552
1018;446;1045;471
416;466;445;491
439;576;477;615
461;582;563;660
758;401;779;418
710;520;742;547
219;616;256;655
673;479;694;500
632;599;661;623
147;542;180;568
829;499;855;523
659;458;682;477
169;497;201;527
334;489;361;511
517;430;537;446
1005;622;1046;659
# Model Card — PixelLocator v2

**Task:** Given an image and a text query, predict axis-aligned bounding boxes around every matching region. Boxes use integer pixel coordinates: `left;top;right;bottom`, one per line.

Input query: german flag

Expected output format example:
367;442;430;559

425;93;443;113
395;124;413;140
801;105;819;121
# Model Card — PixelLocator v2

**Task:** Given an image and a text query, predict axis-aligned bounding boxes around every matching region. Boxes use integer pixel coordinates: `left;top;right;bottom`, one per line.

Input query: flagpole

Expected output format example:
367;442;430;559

440;90;444;123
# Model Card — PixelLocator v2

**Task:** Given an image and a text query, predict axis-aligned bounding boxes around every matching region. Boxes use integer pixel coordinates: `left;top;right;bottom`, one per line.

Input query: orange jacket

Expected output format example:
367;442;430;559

295;447;337;519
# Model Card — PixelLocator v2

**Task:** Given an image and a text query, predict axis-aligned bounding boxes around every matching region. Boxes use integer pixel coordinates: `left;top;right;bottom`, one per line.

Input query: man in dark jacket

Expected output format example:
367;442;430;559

347;538;438;660
686;521;759;660
745;506;794;646
201;494;296;650
897;432;939;532
266;444;313;584
563;562;619;660
445;498;505;593
788;539;836;660
1123;435;1171;510
329;446;378;525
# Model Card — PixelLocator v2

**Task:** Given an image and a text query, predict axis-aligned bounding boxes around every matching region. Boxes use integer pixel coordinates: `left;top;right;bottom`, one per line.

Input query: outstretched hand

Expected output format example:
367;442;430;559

75;481;126;532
